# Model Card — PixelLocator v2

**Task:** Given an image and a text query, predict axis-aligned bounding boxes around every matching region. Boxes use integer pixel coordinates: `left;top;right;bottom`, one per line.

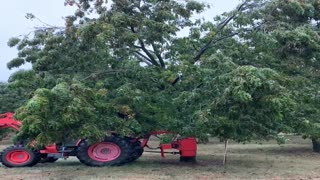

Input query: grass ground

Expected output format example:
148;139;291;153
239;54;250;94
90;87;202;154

1;136;320;180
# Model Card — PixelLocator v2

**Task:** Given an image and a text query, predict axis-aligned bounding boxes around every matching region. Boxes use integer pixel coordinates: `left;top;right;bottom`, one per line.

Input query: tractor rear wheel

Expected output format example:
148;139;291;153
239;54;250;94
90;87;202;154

126;141;144;163
1;146;40;167
76;136;131;167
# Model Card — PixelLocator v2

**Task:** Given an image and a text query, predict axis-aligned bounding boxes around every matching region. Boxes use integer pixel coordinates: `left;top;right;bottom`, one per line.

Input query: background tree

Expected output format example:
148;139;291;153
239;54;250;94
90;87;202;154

219;0;320;151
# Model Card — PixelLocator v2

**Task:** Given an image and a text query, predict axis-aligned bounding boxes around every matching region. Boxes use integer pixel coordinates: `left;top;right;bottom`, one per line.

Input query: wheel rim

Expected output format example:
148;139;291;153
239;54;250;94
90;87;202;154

88;142;121;162
6;150;31;165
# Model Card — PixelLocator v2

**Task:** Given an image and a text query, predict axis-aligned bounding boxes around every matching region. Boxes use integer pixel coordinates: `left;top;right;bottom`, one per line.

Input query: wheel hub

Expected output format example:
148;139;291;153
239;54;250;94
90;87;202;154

100;148;111;154
6;150;31;164
88;142;121;162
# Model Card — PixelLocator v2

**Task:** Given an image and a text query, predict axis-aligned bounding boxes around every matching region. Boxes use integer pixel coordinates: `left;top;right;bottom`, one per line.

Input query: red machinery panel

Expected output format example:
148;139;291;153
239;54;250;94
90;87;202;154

178;137;197;157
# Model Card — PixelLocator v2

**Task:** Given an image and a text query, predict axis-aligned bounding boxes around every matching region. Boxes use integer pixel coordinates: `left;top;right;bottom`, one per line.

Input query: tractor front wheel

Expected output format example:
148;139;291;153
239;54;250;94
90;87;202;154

76;136;131;167
1;146;40;167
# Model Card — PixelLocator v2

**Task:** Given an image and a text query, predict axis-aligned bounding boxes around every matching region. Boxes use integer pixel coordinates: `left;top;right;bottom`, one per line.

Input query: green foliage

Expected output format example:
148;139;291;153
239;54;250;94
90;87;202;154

15;82;142;145
234;0;320;140
7;58;25;70
197;66;295;142
7;37;20;47
2;0;318;146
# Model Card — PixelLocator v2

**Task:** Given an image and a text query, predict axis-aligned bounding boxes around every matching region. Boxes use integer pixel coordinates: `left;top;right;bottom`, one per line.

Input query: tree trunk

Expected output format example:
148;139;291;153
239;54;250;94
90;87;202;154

223;139;229;166
312;138;320;152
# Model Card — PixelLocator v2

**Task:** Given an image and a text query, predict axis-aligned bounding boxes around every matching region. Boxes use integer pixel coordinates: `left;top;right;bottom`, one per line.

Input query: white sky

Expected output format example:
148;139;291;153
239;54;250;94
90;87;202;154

0;0;240;82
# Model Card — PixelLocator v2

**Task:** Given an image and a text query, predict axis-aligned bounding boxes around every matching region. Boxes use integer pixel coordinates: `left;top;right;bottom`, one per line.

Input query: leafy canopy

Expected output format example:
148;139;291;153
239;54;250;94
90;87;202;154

3;0;317;145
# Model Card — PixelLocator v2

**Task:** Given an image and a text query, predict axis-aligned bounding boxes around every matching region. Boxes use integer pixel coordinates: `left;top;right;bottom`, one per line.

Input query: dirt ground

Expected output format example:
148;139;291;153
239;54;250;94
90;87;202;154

1;136;320;180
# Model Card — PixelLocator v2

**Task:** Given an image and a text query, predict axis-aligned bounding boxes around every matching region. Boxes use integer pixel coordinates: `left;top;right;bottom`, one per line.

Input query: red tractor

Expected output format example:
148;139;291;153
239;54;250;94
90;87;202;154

0;112;197;167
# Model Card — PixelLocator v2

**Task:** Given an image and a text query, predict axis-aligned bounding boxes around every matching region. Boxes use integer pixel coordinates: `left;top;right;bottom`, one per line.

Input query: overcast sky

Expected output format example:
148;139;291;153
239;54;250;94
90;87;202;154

0;0;240;82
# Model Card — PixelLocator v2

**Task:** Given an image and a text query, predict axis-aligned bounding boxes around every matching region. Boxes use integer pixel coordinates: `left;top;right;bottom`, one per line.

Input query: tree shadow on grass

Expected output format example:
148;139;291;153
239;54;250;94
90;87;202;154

32;153;270;169
229;145;318;157
132;154;262;169
29;145;319;172
33;159;83;168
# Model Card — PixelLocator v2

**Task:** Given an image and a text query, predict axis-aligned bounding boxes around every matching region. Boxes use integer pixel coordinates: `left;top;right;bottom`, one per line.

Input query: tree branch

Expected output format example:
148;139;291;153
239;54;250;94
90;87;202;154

191;32;239;65
151;42;165;68
134;51;153;66
212;32;239;45
191;1;248;64
138;39;160;66
171;2;250;86
130;25;160;66
133;45;143;49
217;2;247;31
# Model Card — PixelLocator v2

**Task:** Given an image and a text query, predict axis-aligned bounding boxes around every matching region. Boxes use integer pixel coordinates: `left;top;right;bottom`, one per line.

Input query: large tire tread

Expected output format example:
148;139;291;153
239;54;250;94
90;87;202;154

76;136;131;167
125;140;144;163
